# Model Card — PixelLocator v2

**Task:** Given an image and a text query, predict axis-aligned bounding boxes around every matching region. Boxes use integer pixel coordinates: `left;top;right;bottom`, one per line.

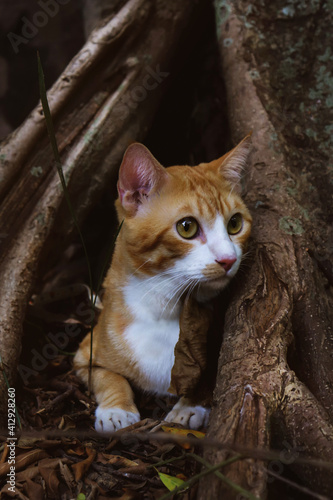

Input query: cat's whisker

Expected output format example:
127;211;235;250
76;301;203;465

133;277;178;308
74;137;252;434
167;276;200;317
170;276;195;304
184;281;194;303
159;276;193;318
228;184;237;197
237;250;254;273
191;278;201;295
133;264;195;291
161;272;202;317
238;261;253;274
131;272;189;316
129;268;174;291
186;278;201;301
130;258;153;278
197;280;203;296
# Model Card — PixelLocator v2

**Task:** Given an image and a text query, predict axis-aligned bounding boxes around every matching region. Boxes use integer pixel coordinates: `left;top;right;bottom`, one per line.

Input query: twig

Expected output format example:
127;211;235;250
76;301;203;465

266;468;330;500
157;454;260;500
149;453;187;468
188;453;259;500
46;379;92;405
0;427;332;472
36;388;74;414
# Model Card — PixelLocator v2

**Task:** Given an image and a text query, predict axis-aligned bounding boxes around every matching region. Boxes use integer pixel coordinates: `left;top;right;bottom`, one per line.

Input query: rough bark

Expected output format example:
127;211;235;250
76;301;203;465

0;0;207;423
198;1;333;498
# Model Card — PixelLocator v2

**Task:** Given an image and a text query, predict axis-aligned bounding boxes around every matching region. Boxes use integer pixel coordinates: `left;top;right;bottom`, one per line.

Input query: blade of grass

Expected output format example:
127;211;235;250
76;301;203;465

37;52;96;390
150;451;240;470
188;452;261;500
37;52;93;302
37;53;123;393
157;453;260;500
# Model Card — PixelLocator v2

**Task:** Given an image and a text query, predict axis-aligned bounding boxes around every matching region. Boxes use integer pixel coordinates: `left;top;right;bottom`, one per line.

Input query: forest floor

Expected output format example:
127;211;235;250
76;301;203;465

0;241;213;500
0;274;207;500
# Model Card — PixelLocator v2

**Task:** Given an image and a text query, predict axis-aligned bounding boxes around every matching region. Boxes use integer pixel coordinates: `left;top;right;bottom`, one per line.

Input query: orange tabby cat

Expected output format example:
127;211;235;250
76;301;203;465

74;137;252;431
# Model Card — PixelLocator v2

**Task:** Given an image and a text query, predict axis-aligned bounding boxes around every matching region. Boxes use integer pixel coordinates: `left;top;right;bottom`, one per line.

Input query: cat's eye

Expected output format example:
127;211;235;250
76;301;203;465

227;213;243;235
176;217;199;239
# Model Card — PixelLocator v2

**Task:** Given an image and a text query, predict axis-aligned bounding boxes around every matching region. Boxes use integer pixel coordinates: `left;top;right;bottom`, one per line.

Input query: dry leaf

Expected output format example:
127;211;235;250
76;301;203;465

0;483;29;499
117;490;137;499
16;466;39;482
0;449;49;476
168;296;212;398
34;440;63;450
161;426;205;439
71;447;96;481
58;415;76;430
59;461;75;491
161;425;205;449
38;458;60;497
0;443;8;464
16;438;42;448
67;444;86;456
155;469;185;491
38;457;63;468
24;478;44;500
176;473;187;481
106;455;139;468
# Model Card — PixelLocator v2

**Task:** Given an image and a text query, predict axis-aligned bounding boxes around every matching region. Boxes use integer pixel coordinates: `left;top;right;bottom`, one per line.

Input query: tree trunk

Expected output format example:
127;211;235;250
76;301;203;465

0;0;208;423
199;1;333;498
1;1;332;496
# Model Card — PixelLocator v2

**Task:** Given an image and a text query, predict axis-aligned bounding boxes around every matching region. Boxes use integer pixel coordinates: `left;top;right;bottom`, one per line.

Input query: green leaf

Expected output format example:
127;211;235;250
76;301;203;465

155;469;186;492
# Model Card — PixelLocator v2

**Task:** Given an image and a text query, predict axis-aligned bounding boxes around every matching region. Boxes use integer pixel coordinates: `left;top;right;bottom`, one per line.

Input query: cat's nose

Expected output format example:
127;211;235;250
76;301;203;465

216;257;237;272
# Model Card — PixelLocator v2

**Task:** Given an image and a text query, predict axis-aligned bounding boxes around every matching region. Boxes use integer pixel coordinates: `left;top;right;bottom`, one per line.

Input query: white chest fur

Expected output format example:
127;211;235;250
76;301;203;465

122;275;181;394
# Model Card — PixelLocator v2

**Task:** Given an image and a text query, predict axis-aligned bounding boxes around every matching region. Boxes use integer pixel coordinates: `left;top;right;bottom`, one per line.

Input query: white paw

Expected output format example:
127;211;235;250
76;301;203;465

165;401;210;429
95;406;140;432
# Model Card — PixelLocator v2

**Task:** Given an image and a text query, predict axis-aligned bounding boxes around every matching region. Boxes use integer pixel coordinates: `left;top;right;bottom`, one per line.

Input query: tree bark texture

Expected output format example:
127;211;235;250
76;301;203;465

0;0;207;423
198;1;333;498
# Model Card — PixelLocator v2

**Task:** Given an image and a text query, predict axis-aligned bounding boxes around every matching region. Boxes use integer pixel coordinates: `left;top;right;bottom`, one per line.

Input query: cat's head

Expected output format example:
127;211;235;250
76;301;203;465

115;137;252;300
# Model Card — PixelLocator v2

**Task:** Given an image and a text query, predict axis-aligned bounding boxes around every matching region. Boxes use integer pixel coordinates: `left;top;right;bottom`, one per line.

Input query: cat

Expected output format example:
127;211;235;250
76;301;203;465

74;136;252;432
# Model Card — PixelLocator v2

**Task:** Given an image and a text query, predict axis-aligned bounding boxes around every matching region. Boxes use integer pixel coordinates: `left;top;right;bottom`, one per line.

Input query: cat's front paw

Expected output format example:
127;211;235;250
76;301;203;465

165;400;210;429
95;406;140;432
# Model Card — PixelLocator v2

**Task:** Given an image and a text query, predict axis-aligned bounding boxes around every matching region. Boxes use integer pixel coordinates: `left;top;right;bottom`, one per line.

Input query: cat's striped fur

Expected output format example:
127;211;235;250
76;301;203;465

74;137;252;431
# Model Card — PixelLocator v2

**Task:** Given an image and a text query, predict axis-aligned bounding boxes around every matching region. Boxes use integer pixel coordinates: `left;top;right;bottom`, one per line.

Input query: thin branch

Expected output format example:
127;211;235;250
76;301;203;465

157;454;260;500
188;453;259;500
265;468;330;500
1;427;332;472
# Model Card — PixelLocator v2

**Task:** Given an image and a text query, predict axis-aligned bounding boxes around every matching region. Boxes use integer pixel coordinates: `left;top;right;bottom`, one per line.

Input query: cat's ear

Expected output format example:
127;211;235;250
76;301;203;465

218;134;252;193
117;143;168;216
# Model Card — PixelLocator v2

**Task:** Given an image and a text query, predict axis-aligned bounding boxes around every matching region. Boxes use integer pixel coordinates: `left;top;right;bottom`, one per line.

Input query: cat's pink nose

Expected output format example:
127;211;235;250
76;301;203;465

216;257;237;272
